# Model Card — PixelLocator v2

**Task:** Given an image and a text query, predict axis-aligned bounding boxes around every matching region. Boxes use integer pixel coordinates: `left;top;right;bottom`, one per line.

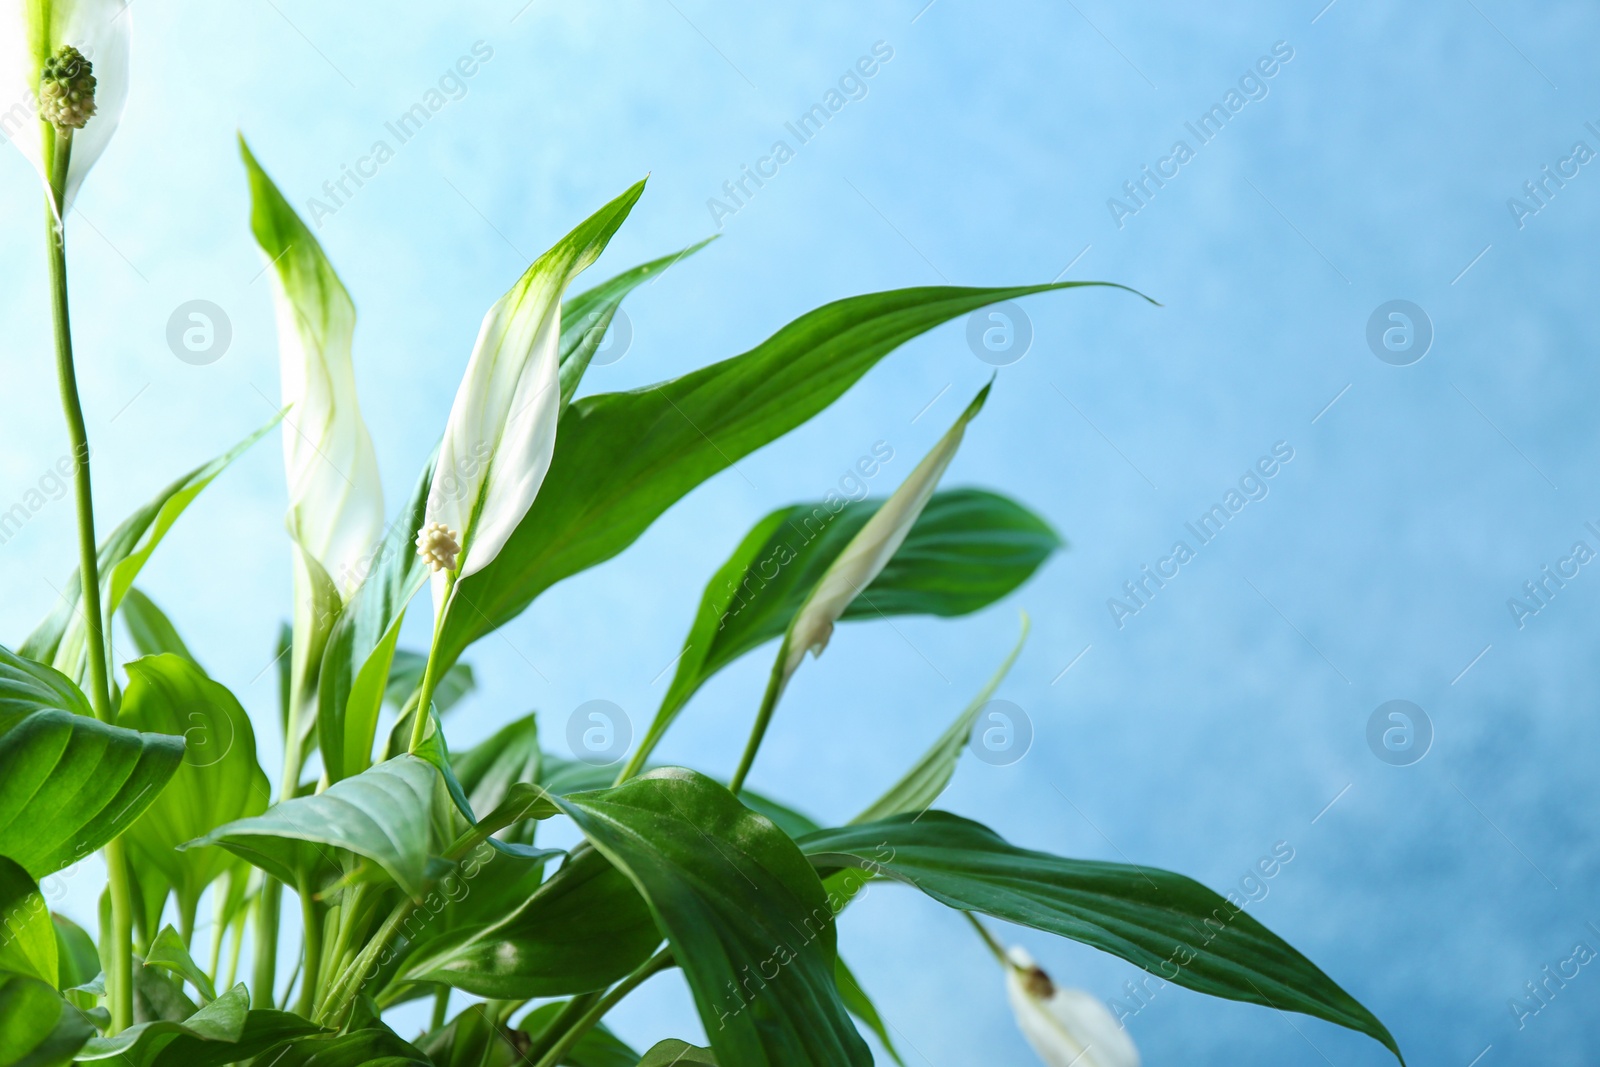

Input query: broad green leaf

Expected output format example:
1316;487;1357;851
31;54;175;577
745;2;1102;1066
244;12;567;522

0;858;56;985
800;813;1402;1062
0;646;184;879
398;844;659;999
20;418;280;682
557;237;716;409
553;769;871;1067
118;656;269;915
75;983;322;1065
319;456;433;785
143;926;215;1003
437;280;1138;674
850;613;1028;825
0;972;92;1067
639;489;1057;764
636;1040;717;1066
739;790;822;840
190;755;444;898
52;915;99;992
427;179;646;592
450;711;541;821
120;589;198;665
834;956;906;1067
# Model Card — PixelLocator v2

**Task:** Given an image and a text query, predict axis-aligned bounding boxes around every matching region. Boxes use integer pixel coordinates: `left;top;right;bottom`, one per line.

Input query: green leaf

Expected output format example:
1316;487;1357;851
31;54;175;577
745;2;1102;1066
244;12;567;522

557;237;716;409
120;590;198;666
450;711;541;821
51;915;99;992
641;489;1056;762
800;813;1403;1062
75;983;323;1065
833;956;906;1067
20;418;281;683
850;613;1028;825
0;646;184;879
0;858;56;985
397;843;660;999
118;656;269;915
265;1025;430;1067
190;755;444;898
636;1040;717;1066
0;972;92;1067
143;926;215;1003
436;281;1142;674
319;455;433;786
553;769;870;1067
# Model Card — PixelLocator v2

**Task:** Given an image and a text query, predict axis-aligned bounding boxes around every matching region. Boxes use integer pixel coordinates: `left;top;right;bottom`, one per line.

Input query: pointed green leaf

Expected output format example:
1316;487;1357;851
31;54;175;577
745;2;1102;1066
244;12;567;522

143;926;216;1003
800;813;1402;1062
850;613;1028;825
437;280;1138;674
553;769;871;1067
75;983;323;1065
450;711;541;821
189;755;443;898
319;454;433;785
0;858;56;986
639;489;1056;765
0;646;184;879
120;589;198;665
265;1022;429;1066
20;418;281;682
51;915;99;993
557;237;716;409
118;656;269;914
0;972;92;1067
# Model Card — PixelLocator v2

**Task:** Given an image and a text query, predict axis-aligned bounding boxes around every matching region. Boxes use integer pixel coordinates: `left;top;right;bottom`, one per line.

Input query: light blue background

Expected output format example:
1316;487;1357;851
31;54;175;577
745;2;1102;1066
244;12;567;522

1;1;1596;1063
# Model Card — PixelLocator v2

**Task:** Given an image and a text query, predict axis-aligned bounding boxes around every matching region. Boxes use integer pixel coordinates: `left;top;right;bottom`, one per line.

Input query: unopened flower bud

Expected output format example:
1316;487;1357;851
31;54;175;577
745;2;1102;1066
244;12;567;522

39;46;97;130
416;522;461;573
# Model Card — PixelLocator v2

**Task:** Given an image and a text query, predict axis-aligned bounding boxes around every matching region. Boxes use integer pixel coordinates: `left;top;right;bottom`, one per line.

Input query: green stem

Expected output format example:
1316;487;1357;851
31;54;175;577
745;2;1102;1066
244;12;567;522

531;950;673;1067
317;896;418;1026
522;991;600;1063
727;639;791;794
429;985;450;1032
964;911;1008;966
45;125;133;1035
295;878;322;1017
408;571;457;753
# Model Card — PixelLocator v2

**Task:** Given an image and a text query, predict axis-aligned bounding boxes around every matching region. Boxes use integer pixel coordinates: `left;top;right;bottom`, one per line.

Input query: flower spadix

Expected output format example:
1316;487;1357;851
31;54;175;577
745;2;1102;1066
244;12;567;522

780;381;991;685
421;178;646;612
1;0;131;208
1005;946;1140;1067
241;137;384;602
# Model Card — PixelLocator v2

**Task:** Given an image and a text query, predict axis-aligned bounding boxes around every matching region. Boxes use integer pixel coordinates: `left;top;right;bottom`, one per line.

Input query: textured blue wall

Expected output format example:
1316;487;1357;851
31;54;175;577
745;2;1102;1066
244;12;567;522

1;2;1595;1063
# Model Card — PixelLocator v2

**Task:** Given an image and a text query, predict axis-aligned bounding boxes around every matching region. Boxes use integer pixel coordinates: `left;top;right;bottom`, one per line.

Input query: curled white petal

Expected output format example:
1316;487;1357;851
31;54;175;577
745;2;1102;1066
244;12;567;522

0;0;130;209
243;140;385;599
425;180;644;615
1006;947;1140;1067
782;382;990;683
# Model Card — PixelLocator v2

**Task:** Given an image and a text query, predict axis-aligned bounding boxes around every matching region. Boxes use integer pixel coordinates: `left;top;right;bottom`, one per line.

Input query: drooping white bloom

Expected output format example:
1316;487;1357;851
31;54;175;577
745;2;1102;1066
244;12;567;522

1006;947;1140;1067
424;179;644;611
0;0;131;209
241;138;384;599
782;381;990;683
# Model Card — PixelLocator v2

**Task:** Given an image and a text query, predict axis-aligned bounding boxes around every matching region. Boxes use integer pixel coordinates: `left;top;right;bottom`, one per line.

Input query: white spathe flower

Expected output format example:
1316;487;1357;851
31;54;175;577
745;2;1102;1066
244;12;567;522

423;179;645;611
242;138;384;599
1006;947;1140;1067
0;0;131;209
782;381;990;683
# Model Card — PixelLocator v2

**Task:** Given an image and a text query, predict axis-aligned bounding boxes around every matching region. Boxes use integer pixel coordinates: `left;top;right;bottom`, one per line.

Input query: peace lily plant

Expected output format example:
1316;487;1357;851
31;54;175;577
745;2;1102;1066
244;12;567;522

0;19;1408;1067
